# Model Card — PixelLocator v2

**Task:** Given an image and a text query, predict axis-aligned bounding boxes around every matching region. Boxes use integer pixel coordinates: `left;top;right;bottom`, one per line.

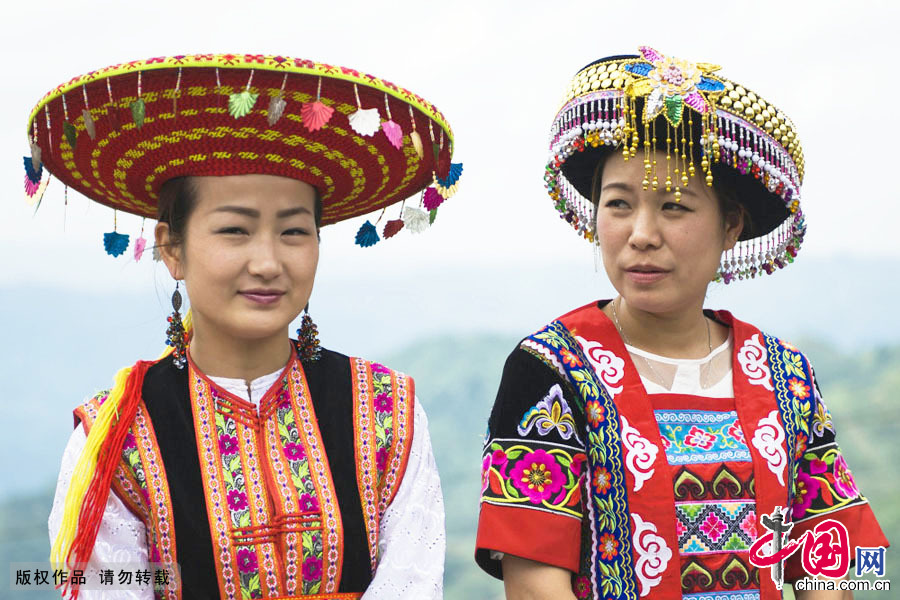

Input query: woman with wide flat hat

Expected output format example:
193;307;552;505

34;53;462;599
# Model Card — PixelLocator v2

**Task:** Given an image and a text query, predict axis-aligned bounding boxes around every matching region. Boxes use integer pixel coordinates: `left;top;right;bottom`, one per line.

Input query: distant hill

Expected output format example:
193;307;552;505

2;334;895;599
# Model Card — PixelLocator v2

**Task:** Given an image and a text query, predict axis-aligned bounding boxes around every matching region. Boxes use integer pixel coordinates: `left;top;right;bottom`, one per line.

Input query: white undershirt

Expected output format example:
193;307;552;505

49;369;445;599
626;331;734;398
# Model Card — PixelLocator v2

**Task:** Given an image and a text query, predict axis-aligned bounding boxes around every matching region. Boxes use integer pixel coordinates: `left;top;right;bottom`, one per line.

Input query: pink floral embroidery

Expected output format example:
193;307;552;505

727;421;745;443
227;490;248;511
237;548;258;574
510;449;564;503
219;434;238;455
374;393;391;413
298;493;319;513
683;426;717;450
302;556;322;581
283;442;305;461
792;470;821;519
833;455;859;498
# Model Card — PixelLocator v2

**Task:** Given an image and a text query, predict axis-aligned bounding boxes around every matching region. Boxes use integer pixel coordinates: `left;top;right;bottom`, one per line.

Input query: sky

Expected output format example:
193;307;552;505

0;0;896;520
3;0;899;294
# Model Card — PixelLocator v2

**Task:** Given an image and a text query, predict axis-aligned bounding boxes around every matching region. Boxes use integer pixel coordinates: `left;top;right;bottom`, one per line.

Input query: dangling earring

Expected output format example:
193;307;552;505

166;281;188;369
297;303;321;362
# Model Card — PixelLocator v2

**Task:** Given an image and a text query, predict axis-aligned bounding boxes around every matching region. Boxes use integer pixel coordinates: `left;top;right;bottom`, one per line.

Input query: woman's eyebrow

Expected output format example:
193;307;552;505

601;181;634;193
211;206;313;218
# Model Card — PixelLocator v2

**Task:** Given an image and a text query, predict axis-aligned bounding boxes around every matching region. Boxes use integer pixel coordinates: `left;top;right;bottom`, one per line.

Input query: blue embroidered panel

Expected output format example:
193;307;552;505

654;410;751;465
523;320;638;600
762;334;814;503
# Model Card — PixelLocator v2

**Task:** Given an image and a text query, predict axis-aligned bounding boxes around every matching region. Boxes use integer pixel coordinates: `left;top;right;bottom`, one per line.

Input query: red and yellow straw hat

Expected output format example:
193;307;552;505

24;53;463;253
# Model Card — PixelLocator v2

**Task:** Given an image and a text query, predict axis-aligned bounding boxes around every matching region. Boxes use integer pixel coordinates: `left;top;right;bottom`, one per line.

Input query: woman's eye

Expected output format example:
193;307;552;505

604;199;629;209
217;226;248;235
283;228;311;236
662;202;690;212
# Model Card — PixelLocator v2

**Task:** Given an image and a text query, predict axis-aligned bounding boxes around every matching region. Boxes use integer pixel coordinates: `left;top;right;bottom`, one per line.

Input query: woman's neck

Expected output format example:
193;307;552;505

187;318;293;384
607;296;722;360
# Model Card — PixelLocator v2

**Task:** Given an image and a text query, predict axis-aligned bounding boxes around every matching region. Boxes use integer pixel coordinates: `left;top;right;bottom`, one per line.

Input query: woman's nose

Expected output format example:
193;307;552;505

247;235;283;279
628;207;663;250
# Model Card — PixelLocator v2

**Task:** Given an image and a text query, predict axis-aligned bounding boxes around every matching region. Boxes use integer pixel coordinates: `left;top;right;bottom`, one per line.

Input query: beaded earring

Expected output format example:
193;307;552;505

297;304;321;362
166;281;188;369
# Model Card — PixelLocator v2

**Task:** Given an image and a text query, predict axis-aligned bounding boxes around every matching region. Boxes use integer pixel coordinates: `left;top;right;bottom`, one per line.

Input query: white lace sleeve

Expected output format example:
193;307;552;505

361;397;445;599
49;426;153;599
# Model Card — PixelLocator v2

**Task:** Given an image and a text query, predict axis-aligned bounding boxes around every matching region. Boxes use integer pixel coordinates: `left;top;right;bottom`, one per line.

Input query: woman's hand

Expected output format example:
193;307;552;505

501;554;577;600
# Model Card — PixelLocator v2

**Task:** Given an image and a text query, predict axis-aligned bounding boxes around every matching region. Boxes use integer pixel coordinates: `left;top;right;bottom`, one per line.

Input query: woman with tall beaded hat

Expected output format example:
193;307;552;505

32;53;463;599
474;47;888;599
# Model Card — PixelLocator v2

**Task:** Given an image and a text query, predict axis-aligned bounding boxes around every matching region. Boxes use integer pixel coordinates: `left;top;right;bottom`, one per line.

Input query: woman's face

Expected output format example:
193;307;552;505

594;151;741;316
157;174;319;344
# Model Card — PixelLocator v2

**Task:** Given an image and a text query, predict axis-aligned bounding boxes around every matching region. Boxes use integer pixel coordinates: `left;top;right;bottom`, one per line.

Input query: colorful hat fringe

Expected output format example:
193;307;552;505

546;46;805;282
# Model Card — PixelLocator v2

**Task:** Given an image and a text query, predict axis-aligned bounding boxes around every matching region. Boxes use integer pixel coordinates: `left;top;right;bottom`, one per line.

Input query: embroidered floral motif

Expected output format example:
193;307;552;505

599;533;619;561
593;467;612;495
212;397;265;599
792;444;866;523
275;382;327;596
585;400;605;429
751;410;787;486
737;334;774;391
620;416;658;492
655;410;752;465
481;439;585;519
575;335;626;397
684;426;718;451
788;377;810;399
632;513;672;597
518;384;581;442
523;321;638;599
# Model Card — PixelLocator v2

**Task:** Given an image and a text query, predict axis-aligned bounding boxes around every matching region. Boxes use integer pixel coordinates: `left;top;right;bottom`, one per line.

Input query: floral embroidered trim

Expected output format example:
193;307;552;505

675;501;757;554
523;321;638;600
130;405;179;597
211;392;276;598
352;358;380;571
655;410;751;465
632;513;672;597
763;333;813;499
737;335;773;391
620;416;658;493
517;384;582;443
480;438;586;518
791;442;869;523
191;371;239;599
376;369;413;519
751;410;787;487
287;359;343;593
263;390;302;594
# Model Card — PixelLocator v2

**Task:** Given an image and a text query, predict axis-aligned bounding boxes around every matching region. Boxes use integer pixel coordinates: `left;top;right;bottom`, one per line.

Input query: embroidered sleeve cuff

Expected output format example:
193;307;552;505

475;502;581;579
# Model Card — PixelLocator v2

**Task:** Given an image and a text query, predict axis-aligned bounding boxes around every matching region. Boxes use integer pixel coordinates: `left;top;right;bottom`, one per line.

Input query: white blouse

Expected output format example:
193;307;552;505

49;370;445;599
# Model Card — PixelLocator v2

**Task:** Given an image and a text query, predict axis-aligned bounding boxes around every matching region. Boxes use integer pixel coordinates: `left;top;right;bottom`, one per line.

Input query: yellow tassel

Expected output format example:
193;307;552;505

50;309;194;570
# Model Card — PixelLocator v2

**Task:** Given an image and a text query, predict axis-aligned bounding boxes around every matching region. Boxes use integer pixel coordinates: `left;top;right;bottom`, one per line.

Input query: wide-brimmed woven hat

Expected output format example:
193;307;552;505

24;53;463;254
545;46;805;283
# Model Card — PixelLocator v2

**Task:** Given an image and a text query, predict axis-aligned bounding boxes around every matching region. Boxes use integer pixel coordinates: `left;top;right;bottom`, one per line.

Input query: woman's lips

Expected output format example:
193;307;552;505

624;269;669;284
239;291;285;305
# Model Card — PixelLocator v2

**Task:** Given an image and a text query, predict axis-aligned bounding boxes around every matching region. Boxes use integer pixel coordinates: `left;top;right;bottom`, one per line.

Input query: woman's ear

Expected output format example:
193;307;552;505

154;221;184;280
723;210;744;252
